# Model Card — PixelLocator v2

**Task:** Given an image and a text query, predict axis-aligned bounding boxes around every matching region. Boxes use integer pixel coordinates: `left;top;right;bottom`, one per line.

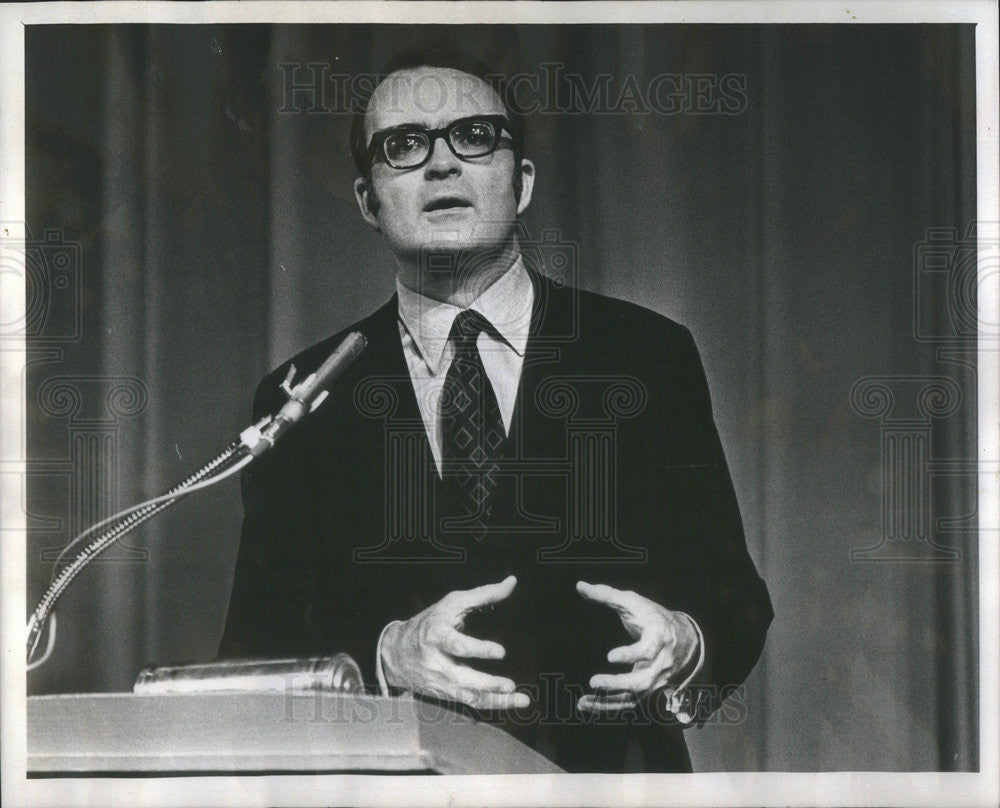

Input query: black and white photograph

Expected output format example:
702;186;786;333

1;2;997;806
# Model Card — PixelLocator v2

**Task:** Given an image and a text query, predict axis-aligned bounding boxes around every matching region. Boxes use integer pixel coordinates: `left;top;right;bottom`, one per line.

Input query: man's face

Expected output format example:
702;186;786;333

354;66;534;261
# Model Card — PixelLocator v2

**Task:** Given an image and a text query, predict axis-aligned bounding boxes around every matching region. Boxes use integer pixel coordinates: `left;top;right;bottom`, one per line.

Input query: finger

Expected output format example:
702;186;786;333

575;581;638;619
581;692;638;707
576;580;620;603
578;693;639;714
447;662;521;697
437;627;506;660
607;639;657;665
578;692;639;711
466;690;531;711
446;575;517;616
589;668;656;694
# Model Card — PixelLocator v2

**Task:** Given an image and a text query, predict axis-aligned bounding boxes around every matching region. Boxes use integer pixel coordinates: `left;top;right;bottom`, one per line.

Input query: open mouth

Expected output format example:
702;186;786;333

424;196;473;212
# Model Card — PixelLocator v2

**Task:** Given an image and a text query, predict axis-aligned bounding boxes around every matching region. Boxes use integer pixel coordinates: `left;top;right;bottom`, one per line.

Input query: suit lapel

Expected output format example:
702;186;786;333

509;267;575;449
503;269;578;527
327;295;435;482
332;269;578;497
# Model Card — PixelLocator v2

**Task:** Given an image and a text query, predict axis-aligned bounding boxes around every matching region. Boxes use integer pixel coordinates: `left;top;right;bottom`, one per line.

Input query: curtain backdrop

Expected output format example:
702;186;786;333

25;23;978;771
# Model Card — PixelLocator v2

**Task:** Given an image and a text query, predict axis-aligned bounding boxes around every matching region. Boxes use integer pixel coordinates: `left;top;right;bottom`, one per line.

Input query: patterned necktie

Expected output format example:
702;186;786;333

440;309;506;539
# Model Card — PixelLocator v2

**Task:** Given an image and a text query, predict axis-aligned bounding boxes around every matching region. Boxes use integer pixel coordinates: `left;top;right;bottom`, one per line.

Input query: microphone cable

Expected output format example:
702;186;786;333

27;443;252;667
26;330;367;669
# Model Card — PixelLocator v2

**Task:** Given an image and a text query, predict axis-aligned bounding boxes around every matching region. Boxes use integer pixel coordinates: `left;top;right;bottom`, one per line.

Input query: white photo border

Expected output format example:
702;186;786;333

1;2;997;807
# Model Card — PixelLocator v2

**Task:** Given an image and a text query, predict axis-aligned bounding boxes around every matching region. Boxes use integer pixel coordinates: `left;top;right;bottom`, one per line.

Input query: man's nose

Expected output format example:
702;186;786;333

424;133;461;177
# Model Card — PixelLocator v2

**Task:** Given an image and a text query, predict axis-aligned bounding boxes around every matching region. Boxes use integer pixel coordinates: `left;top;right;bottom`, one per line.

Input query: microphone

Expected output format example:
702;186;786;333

26;331;367;667
244;331;367;456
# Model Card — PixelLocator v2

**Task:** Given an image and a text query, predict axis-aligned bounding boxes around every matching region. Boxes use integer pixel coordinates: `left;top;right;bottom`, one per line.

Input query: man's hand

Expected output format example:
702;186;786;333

380;575;529;711
576;581;699;713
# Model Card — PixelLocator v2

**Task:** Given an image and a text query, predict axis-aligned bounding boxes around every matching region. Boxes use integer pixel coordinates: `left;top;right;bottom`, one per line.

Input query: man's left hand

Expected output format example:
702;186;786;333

576;580;699;713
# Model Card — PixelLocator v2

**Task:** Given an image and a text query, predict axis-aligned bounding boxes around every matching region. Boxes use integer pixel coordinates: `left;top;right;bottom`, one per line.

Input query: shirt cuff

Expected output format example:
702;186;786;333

375;620;403;696
664;611;705;724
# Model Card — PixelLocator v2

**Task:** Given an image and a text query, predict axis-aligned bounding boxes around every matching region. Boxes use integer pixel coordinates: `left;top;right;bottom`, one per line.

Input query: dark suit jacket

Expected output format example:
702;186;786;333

219;268;772;773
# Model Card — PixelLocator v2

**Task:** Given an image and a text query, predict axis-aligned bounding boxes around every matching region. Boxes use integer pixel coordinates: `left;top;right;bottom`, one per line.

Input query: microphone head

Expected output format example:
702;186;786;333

251;331;368;457
298;331;367;407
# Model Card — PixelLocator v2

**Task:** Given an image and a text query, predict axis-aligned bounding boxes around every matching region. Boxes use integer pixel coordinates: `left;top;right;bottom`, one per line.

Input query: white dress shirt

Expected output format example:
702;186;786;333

396;254;534;476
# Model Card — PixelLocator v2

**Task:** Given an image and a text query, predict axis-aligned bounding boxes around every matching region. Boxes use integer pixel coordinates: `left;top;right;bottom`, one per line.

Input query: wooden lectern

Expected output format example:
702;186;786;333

28;692;564;775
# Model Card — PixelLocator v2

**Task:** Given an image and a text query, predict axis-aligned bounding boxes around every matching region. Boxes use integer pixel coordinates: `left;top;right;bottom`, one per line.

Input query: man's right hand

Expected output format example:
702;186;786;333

379;575;528;711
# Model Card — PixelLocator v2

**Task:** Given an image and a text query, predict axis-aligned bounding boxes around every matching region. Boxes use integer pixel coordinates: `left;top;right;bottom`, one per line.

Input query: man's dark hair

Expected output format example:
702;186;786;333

349;46;526;193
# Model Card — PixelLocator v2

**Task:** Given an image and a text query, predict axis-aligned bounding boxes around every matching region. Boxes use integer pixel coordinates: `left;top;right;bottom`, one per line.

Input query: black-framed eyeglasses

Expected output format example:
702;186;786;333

366;115;513;170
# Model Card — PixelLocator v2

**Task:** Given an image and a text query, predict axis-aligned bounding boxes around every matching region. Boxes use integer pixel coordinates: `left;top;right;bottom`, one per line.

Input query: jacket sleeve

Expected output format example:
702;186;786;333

217;371;314;661
217;365;402;689
651;326;773;726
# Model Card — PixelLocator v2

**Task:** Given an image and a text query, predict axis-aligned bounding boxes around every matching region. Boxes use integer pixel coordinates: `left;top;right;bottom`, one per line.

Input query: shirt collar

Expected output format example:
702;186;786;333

396;255;534;374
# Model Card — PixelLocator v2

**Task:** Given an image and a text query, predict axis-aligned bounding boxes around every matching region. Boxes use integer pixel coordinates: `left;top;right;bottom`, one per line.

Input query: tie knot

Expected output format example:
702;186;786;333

449;309;494;347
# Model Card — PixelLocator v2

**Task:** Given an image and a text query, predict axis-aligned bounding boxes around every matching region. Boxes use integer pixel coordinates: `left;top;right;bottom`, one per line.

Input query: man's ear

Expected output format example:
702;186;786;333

353;177;381;230
516;159;536;216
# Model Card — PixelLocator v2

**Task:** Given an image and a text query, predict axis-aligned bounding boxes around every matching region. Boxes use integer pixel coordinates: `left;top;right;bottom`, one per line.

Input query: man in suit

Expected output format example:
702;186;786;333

219;47;772;773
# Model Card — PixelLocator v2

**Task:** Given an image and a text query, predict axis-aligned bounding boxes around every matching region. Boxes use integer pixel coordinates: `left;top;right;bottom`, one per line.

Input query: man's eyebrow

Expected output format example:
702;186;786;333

369;121;432;137
373;115;504;134
382;121;425;130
